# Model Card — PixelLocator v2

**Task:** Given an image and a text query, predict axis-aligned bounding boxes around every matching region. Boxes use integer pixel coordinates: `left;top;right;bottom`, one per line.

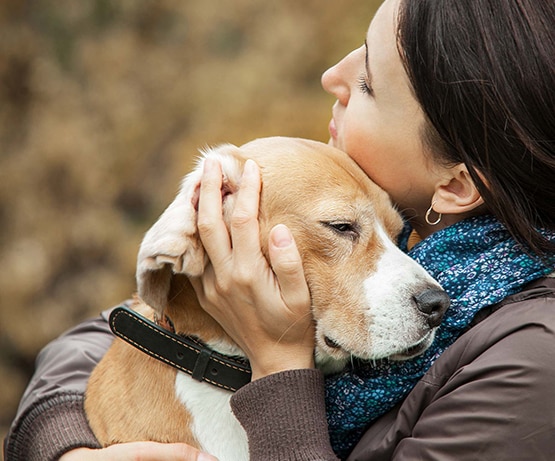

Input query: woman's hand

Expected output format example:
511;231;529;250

59;442;217;460
191;158;315;380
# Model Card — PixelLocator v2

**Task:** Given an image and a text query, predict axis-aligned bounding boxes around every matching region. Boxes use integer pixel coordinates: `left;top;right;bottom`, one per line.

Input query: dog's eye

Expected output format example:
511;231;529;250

321;221;360;241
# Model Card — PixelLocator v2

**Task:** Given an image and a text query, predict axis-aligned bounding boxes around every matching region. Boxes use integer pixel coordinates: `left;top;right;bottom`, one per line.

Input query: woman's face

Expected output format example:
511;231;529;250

322;0;446;221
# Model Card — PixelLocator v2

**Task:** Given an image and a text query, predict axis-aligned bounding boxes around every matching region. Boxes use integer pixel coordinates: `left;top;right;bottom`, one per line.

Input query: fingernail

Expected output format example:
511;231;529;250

271;224;293;248
203;157;217;173
243;158;258;176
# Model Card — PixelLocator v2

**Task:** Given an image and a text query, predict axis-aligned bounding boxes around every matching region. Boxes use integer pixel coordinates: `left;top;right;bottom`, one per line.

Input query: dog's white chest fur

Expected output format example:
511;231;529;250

175;372;248;460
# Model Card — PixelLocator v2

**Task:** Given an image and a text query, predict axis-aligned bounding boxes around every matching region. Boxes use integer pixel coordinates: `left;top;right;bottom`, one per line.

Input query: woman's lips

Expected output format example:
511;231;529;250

328;118;338;140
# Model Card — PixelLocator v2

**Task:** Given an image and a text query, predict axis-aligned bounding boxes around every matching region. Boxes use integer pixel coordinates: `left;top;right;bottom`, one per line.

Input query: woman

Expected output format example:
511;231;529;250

5;0;555;459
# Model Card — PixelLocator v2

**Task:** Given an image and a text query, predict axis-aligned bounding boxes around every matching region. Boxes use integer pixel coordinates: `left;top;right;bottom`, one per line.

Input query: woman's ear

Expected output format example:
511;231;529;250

432;164;484;215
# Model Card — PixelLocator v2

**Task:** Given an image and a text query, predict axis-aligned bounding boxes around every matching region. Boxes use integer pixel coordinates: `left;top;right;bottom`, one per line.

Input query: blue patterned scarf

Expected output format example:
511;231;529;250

325;214;555;458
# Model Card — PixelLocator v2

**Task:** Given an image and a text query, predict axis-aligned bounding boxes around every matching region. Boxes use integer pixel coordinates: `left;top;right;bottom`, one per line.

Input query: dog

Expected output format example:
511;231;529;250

85;136;449;460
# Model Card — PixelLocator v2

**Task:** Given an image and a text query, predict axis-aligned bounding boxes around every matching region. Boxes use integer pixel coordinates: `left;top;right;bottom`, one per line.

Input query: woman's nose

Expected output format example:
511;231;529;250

321;62;349;107
321;46;363;107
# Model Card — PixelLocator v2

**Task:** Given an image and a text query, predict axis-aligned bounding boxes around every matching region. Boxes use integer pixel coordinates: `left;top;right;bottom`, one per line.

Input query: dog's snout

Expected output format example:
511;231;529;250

414;289;450;328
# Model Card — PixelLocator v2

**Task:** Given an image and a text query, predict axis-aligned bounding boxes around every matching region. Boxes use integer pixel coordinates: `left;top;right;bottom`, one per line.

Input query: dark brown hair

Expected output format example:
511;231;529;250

396;0;555;256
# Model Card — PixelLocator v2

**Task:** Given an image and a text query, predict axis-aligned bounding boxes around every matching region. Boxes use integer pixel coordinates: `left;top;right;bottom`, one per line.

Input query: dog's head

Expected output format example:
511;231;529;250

137;137;449;374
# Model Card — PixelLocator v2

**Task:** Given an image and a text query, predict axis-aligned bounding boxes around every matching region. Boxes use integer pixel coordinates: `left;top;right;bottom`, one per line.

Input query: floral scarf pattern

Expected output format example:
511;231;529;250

325;215;555;458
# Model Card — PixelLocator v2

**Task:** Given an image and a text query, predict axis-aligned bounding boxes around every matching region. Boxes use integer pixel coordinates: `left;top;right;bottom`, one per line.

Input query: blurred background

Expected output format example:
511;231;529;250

0;0;380;446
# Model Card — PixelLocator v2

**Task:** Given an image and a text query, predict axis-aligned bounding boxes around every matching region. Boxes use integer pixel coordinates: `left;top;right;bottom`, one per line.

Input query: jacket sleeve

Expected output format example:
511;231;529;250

230;369;339;461
3;305;123;461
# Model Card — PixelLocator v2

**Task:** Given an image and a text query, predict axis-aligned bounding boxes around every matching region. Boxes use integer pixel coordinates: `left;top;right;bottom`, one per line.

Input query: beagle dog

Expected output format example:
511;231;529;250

85;137;449;460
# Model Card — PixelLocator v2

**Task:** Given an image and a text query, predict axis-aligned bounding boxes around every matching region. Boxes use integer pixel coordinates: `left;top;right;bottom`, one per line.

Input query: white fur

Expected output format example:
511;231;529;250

363;225;440;358
175;372;248;461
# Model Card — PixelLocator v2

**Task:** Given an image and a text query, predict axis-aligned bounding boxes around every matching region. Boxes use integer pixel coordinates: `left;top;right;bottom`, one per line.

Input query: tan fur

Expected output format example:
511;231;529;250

86;305;197;446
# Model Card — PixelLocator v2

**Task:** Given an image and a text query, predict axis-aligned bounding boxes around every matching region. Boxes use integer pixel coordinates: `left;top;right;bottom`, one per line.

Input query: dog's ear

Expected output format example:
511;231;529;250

136;144;244;314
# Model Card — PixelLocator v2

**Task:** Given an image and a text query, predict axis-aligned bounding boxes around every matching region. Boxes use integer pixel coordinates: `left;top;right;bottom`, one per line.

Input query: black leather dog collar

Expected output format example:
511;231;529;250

109;306;252;392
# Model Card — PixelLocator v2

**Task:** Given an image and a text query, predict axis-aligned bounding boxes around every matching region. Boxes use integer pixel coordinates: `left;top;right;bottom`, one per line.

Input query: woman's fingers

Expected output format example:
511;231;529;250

197;158;263;280
229;159;263;263
59;442;218;461
196;158;231;268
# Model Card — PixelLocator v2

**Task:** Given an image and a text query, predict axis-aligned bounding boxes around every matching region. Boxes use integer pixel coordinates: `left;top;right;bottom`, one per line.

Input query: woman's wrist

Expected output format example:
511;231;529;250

250;351;315;381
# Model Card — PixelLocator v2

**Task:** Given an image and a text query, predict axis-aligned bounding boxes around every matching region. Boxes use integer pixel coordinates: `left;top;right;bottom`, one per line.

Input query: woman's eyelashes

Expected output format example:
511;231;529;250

357;74;374;96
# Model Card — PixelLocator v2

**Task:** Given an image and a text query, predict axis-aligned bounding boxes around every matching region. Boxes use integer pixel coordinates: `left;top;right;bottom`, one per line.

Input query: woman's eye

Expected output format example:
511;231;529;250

357;75;373;96
322;221;360;241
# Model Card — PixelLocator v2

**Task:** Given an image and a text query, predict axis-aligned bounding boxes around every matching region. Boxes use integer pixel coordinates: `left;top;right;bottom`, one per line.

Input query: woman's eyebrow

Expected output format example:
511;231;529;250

364;39;374;86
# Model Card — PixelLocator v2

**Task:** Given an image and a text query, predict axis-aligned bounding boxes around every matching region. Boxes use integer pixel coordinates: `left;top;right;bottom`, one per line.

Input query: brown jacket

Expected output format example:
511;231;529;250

231;276;555;460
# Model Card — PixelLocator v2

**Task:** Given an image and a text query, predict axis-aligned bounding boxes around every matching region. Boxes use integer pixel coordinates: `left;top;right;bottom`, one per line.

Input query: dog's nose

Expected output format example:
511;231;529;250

414;289;450;328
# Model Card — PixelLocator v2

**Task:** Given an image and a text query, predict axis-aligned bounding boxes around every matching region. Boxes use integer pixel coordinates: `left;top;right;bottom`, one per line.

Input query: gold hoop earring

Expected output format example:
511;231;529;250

425;201;442;226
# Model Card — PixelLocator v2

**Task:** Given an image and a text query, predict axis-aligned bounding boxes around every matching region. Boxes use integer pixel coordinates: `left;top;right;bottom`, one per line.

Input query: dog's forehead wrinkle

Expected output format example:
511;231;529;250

309;196;375;223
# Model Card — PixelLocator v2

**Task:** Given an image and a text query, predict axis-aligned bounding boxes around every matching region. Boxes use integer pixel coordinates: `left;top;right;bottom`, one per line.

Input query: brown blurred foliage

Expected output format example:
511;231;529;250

0;0;379;444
